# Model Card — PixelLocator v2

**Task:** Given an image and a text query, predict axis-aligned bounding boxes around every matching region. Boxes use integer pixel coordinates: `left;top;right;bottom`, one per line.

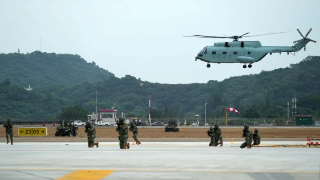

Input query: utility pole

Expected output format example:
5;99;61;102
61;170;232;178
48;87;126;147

287;102;289;121
292;94;297;116
205;103;207;126
95;91;98;114
149;92;151;126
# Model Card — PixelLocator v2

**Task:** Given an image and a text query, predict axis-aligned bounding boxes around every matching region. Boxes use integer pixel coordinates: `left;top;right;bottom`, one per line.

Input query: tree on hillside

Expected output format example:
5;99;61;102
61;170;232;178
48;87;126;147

59;105;89;120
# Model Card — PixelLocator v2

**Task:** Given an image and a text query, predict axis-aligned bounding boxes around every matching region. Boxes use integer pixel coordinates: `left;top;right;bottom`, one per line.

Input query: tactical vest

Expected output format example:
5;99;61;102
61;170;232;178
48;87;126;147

86;127;95;136
119;124;128;135
4;123;13;132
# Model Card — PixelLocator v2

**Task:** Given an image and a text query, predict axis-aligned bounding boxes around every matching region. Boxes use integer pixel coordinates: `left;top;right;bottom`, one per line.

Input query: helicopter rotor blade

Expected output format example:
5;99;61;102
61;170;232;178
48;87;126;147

243;31;289;37
297;29;305;38
183;35;231;38
239;32;250;37
305;28;312;38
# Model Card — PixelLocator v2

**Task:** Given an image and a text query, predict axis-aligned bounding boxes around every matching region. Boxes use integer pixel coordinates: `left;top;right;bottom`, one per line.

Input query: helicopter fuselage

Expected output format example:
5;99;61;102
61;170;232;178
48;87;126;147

195;41;298;65
191;28;315;68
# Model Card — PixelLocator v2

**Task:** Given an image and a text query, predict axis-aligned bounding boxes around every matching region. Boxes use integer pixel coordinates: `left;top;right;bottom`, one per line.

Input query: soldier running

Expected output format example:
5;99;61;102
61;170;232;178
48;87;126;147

3;119;13;145
129;122;141;145
213;123;223;147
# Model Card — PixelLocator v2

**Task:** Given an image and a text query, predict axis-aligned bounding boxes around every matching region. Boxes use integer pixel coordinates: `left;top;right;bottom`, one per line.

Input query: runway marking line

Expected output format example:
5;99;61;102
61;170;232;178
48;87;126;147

0;168;318;174
57;170;114;180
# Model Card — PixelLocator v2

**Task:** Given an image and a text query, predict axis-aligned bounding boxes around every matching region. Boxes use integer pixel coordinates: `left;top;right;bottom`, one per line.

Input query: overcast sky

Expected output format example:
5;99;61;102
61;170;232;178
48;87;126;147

0;0;319;84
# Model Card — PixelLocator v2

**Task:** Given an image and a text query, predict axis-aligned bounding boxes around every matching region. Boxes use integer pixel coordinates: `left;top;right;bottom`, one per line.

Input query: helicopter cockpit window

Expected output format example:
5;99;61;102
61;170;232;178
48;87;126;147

233;52;237;55
223;51;227;54
212;51;216;54
199;47;207;54
248;51;251;54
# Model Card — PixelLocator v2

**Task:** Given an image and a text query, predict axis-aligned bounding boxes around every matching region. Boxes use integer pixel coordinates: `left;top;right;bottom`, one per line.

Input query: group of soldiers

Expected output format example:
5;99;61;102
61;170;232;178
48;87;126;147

3;117;260;149
84;117;141;149
207;123;261;148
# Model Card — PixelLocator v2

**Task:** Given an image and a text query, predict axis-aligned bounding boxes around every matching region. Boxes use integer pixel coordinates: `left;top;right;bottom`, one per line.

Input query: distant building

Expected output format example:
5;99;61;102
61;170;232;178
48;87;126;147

99;109;117;125
25;84;32;91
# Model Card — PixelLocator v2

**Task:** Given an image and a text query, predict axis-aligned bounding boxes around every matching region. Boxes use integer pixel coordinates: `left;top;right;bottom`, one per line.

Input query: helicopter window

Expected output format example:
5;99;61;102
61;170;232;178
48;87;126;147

233;52;237;55
248;51;251;54
212;51;216;54
200;47;207;54
223;51;227;54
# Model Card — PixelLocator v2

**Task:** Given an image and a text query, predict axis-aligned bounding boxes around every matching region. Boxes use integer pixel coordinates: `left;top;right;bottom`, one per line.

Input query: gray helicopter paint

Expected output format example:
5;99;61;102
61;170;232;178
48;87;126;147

191;29;316;67
196;39;310;64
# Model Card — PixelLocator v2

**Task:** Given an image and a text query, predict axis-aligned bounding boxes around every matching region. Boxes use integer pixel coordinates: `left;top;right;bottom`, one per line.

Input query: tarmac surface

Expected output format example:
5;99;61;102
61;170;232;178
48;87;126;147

0;139;319;180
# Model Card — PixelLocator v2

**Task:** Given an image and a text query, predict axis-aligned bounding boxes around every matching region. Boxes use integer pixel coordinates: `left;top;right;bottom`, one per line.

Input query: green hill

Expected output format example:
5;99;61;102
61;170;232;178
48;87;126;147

0;54;319;121
53;56;320;119
0;51;114;88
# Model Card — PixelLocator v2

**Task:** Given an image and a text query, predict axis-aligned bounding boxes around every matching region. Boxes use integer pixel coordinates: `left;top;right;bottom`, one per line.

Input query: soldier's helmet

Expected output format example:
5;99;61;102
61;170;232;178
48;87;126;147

7;118;11;123
210;127;213;130
214;123;219;128
254;129;258;132
244;124;249;129
119;117;125;122
87;121;92;127
130;122;134;125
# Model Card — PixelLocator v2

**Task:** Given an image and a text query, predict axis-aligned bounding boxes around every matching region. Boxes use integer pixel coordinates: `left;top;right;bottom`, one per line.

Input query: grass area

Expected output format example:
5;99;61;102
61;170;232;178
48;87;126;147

1;127;320;138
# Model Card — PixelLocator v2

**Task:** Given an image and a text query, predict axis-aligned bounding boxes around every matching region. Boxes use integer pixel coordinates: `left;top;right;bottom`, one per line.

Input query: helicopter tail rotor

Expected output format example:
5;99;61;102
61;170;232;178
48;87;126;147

294;28;316;51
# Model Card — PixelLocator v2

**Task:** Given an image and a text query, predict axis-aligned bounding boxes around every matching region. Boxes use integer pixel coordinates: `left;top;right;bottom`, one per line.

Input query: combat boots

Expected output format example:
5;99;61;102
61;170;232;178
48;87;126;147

247;144;251;148
136;140;141;145
220;141;223;147
127;143;130;149
7;140;9;144
94;142;99;148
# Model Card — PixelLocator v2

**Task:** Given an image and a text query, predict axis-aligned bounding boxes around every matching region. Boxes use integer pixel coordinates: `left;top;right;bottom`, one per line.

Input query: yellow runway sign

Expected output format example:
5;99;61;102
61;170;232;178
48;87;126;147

18;127;47;136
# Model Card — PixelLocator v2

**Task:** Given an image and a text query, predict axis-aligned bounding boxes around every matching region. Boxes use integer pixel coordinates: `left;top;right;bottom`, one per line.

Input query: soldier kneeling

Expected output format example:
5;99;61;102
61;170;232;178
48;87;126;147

85;121;99;148
240;124;252;149
116;118;130;149
252;129;261;146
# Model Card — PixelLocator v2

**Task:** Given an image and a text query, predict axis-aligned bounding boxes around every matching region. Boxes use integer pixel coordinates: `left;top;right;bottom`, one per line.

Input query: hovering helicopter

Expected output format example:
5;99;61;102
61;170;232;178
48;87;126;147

185;28;316;68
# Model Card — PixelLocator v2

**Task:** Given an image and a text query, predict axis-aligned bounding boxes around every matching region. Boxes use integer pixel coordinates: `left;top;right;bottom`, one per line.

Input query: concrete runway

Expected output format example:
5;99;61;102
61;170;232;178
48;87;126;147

0;140;319;180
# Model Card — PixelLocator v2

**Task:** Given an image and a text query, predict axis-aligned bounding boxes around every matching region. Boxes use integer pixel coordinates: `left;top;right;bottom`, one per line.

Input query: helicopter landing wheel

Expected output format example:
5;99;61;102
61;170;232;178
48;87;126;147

207;63;211;68
243;64;247;68
248;64;252;68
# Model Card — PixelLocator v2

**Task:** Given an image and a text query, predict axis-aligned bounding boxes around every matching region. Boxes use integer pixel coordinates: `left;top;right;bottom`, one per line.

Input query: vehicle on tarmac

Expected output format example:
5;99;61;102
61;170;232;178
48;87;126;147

165;119;179;132
74;120;85;126
133;118;145;126
95;121;110;126
55;120;78;137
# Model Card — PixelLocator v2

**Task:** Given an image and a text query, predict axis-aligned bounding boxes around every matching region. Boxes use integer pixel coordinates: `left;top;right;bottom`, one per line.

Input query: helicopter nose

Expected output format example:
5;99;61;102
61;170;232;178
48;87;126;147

195;53;202;61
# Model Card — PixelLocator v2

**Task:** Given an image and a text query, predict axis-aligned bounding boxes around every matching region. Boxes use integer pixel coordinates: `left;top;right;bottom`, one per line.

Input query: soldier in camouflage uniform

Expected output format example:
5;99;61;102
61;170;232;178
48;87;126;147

207;127;215;146
116;117;130;149
85;121;99;148
240;124;253;149
213;123;223;147
129;122;141;145
3;119;13;145
252;129;261;146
